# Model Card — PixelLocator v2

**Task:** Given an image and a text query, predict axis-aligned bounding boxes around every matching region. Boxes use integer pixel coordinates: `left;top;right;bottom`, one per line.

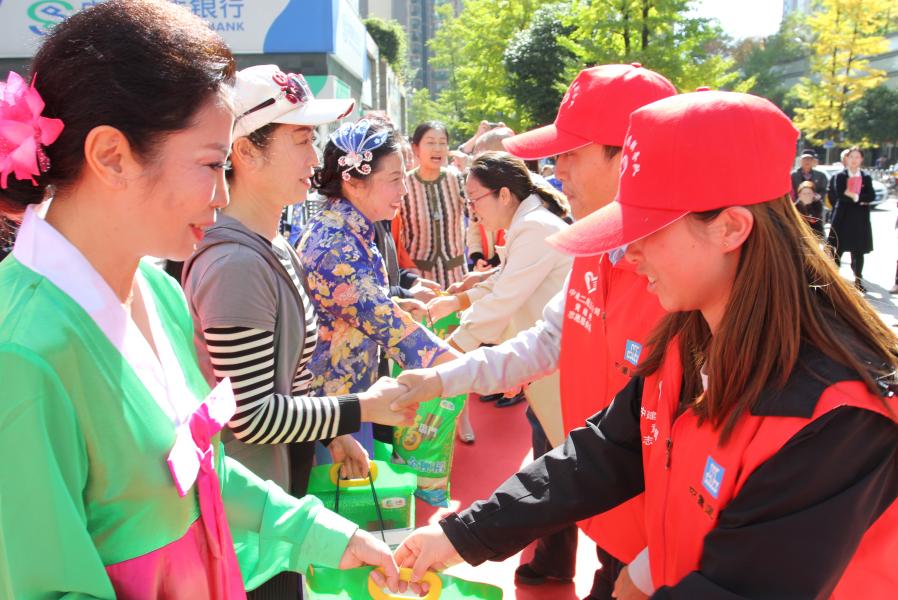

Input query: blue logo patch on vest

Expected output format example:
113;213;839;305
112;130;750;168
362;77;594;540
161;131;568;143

702;456;725;499
624;340;642;366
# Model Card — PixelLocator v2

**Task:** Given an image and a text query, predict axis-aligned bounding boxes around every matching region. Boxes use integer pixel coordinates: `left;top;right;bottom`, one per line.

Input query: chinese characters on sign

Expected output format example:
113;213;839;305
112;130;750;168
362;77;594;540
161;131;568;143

170;0;246;31
26;0;247;36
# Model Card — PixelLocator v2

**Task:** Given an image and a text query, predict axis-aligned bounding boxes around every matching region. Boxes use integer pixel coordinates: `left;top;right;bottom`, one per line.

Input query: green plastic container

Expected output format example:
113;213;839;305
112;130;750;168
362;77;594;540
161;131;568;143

307;460;416;548
392;312;465;507
305;565;503;600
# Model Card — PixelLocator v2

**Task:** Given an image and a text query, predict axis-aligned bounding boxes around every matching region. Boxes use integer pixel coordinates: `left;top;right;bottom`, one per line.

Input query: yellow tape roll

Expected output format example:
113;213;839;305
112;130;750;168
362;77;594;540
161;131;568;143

367;567;442;600
328;462;379;487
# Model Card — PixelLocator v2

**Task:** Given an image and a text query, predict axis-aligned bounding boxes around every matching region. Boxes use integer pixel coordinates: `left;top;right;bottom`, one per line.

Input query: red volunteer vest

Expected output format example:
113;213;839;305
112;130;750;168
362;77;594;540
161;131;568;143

641;346;898;597
477;225;505;263
559;254;666;562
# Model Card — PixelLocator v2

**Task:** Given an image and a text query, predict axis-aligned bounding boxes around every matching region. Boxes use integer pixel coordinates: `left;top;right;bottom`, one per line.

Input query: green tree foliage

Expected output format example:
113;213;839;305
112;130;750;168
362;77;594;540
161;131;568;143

559;0;745;92
364;17;408;81
792;0;891;144
504;2;576;128
845;85;898;146
425;0;754;137
408;87;445;133
731;14;811;111
427;0;545;138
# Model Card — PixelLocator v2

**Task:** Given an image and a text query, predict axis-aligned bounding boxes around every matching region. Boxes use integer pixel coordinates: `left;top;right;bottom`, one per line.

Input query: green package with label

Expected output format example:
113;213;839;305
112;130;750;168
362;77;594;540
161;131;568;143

307;460;416;548
305;565;503;600
392;312;465;507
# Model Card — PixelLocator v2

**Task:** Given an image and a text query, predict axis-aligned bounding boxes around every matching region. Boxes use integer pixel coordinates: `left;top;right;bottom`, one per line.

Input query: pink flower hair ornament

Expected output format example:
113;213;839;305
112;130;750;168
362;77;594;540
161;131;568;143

0;72;65;189
330;119;390;182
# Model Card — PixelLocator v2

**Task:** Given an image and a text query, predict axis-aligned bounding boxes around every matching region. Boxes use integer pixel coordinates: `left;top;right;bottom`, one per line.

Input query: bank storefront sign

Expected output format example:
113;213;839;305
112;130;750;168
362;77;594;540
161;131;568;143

0;0;369;82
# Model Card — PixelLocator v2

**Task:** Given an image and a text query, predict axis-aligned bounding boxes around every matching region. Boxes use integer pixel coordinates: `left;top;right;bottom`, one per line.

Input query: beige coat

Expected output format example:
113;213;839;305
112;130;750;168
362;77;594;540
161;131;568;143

449;194;572;442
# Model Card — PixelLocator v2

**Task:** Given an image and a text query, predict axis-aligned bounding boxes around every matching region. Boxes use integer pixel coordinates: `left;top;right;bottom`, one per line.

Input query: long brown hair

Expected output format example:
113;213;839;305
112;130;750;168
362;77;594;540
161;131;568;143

468;151;570;219
637;195;897;443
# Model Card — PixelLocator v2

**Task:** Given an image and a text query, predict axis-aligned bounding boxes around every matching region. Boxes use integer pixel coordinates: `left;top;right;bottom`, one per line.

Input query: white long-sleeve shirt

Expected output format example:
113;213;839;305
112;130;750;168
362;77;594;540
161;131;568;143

435;281;566;397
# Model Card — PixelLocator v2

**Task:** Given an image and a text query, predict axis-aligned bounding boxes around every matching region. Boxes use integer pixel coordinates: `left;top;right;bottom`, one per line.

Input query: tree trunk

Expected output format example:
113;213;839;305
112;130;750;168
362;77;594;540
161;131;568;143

836;18;860;134
622;0;631;55
641;0;650;50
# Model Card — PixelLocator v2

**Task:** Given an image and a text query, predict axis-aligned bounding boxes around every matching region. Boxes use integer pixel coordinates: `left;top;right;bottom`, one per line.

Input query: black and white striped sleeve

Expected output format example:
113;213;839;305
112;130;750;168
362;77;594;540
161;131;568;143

202;325;361;444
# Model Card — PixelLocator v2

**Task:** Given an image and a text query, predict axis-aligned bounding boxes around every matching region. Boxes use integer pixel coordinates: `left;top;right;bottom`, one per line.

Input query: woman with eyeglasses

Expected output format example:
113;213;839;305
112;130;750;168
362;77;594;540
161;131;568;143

0;2;402;598
396;121;477;289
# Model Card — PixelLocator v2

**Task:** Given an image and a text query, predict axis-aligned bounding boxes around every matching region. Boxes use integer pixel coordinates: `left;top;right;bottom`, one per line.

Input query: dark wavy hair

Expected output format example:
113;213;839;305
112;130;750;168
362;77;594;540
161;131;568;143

0;0;235;216
467;151;570;219
411;121;448;146
312;120;403;199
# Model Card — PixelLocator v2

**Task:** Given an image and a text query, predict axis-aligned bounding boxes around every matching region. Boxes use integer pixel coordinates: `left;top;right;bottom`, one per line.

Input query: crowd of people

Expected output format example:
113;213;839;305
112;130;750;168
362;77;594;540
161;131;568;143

1;2;897;600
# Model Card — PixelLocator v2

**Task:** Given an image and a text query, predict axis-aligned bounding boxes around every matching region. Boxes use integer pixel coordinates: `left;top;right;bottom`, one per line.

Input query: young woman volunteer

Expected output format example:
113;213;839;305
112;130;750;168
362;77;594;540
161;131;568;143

298;119;456;454
0;1;400;598
395;91;898;599
181;66;413;599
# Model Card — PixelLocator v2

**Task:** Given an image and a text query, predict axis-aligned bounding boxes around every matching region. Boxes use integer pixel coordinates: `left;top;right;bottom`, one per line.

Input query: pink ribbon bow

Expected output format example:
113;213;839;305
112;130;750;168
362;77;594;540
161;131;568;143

167;379;246;598
0;71;64;189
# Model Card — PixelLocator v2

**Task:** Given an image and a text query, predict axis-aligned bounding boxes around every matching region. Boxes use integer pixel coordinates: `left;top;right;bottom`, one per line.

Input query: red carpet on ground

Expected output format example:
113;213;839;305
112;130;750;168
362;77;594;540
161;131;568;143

414;395;600;599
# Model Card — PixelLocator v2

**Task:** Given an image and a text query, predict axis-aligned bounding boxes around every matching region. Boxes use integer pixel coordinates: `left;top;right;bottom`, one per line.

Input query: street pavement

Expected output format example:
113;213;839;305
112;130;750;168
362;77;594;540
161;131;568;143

837;196;898;327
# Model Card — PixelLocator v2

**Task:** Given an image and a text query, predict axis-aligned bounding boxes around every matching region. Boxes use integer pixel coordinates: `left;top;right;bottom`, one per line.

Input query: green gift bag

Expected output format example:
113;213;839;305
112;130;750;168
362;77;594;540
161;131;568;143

304;566;503;600
307;460;416;548
392;312;465;507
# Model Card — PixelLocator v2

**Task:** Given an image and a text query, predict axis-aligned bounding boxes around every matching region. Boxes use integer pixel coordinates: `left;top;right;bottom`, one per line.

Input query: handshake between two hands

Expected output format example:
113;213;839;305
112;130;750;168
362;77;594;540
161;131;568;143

336;368;459;596
357;369;444;429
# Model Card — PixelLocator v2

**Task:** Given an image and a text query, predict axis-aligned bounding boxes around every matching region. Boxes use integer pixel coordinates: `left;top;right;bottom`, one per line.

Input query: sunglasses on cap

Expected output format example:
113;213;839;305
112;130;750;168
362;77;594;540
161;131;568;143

238;72;313;121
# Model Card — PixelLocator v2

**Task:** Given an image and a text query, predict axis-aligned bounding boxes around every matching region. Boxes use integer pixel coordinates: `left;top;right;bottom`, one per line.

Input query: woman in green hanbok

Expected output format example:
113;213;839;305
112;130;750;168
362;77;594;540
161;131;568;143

0;1;401;598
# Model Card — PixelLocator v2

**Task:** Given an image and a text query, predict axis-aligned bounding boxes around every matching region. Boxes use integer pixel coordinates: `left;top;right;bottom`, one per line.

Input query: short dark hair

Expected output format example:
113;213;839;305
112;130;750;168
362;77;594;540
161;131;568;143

312;120;402;199
0;0;235;214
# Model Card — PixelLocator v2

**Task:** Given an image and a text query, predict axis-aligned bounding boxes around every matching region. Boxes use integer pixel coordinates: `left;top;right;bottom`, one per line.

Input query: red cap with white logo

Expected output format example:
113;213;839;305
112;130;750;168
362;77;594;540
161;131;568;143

547;90;800;256
502;63;677;160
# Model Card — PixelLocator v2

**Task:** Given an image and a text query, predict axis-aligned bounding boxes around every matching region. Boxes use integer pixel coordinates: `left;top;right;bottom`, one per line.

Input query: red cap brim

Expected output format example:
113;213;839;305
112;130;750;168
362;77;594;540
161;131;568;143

502;123;592;160
547;199;688;256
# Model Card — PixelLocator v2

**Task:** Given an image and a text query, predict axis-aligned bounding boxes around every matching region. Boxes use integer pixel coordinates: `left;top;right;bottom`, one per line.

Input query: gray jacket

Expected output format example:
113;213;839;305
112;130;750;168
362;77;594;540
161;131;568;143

182;214;312;490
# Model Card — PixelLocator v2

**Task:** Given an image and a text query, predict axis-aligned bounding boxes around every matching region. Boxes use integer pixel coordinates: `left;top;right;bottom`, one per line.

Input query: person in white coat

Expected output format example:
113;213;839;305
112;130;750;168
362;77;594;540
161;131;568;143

425;151;577;584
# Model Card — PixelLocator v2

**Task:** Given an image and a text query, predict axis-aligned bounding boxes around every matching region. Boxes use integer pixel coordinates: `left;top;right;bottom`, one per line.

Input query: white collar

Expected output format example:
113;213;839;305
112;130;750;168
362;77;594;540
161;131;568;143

511;193;544;225
13;203;197;425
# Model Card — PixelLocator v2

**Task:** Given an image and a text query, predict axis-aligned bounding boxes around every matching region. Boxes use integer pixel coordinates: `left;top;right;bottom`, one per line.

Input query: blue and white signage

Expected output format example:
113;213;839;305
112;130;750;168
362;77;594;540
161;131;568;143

0;0;369;77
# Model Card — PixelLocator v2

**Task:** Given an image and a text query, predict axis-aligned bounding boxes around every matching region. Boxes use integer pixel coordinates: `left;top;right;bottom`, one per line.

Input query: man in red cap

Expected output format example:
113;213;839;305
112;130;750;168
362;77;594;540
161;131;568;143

394;63;677;599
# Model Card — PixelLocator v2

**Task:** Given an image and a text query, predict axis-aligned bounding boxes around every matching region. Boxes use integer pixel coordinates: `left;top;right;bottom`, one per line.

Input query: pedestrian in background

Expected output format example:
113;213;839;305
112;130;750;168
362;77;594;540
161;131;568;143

790;149;828;201
795;179;824;237
827;146;875;292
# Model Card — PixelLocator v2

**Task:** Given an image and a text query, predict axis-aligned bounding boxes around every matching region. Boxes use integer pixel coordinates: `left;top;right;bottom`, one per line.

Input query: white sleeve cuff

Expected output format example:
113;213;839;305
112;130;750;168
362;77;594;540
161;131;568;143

628;547;654;595
435;356;480;398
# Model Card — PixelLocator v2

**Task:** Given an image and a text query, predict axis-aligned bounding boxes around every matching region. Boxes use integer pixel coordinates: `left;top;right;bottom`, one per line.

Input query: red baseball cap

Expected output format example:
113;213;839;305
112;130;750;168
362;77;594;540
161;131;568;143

502;64;677;160
548;90;800;256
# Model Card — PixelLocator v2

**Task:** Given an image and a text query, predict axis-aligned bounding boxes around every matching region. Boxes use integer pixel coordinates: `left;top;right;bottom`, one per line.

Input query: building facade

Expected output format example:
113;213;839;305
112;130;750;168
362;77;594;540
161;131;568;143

0;0;407;131
362;0;460;95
